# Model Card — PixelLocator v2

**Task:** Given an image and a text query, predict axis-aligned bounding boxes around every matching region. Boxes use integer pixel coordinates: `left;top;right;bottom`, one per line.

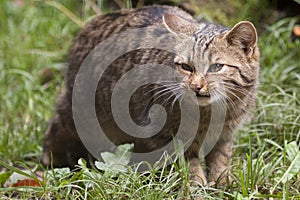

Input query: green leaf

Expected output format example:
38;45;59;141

272;141;300;193
286;141;300;162
95;143;134;176
280;141;300;184
78;158;87;167
0;161;38;181
0;171;13;187
46;167;71;181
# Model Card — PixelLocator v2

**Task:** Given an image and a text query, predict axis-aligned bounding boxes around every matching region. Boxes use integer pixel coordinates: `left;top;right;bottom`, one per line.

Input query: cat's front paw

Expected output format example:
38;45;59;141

208;169;232;186
189;158;207;186
190;172;207;186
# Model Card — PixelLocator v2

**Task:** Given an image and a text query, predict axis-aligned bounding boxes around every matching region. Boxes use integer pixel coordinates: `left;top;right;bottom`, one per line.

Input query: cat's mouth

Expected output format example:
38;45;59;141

196;93;210;98
195;92;212;106
187;91;213;106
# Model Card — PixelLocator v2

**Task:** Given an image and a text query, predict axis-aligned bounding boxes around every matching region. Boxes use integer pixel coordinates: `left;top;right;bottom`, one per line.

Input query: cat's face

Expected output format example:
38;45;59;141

163;14;260;107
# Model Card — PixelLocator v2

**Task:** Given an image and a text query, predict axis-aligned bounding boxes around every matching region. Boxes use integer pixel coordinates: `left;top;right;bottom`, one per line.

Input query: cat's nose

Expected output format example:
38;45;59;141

191;83;210;96
191;83;207;92
191;83;202;92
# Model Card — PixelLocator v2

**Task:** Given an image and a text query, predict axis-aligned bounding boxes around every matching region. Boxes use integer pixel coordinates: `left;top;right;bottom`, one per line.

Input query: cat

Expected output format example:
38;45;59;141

41;5;260;185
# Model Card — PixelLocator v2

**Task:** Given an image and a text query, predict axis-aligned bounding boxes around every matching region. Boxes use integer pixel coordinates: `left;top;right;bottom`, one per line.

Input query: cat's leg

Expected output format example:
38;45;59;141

185;143;207;185
205;136;233;185
41;113;91;168
41;114;71;167
189;157;207;185
41;93;90;168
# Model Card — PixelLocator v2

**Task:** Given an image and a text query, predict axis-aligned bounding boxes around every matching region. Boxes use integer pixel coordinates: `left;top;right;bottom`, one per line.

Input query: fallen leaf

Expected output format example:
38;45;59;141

12;178;42;187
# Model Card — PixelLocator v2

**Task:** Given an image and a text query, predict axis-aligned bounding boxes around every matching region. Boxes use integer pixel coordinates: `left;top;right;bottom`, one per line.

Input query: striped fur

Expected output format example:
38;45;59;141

41;5;260;186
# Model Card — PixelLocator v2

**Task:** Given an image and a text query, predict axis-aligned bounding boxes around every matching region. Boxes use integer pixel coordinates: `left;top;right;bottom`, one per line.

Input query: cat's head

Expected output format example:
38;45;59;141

163;13;260;107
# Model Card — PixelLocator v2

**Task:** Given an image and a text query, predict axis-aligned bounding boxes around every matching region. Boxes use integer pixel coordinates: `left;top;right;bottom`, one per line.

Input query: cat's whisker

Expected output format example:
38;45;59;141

215;82;248;106
145;83;181;94
221;91;238;110
212;90;224;104
152;87;182;104
150;85;182;99
214;89;237;112
225;87;249;97
223;88;248;107
225;96;238;113
160;88;183;108
211;90;227;110
216;89;242;119
153;80;180;84
213;90;239;119
209;86;225;103
219;82;250;96
223;85;249;97
170;90;185;112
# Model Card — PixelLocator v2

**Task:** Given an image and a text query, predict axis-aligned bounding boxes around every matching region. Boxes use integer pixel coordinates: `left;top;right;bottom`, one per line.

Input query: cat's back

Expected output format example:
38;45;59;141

77;5;193;40
66;5;195;91
68;6;193;71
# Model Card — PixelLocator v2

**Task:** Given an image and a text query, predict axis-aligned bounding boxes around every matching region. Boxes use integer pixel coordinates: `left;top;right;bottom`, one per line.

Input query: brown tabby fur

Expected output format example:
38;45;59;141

41;5;260;185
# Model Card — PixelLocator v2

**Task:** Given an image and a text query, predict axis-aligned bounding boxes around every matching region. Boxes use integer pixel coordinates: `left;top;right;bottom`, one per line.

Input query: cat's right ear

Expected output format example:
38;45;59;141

224;21;259;59
163;13;198;36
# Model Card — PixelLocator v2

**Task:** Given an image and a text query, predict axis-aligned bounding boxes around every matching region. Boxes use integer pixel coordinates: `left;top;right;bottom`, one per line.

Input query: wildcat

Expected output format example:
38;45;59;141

41;5;260;185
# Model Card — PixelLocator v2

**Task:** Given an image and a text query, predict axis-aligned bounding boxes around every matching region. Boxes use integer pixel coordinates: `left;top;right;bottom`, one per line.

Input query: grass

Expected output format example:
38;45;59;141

0;0;299;199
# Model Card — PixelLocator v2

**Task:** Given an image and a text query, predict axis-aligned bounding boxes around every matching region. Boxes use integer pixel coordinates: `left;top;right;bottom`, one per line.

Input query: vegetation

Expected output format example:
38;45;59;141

0;0;299;199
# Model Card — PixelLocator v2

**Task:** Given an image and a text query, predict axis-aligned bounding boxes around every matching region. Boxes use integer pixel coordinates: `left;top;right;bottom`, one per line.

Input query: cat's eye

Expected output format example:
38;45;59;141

181;63;194;73
208;63;224;73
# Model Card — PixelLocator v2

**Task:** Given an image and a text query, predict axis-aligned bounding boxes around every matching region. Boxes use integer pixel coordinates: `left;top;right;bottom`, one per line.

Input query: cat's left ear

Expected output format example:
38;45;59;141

163;13;198;36
224;21;258;57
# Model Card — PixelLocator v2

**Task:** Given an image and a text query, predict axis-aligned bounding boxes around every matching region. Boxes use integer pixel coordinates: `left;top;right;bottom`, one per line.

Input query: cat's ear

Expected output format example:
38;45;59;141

224;21;258;56
163;13;198;35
